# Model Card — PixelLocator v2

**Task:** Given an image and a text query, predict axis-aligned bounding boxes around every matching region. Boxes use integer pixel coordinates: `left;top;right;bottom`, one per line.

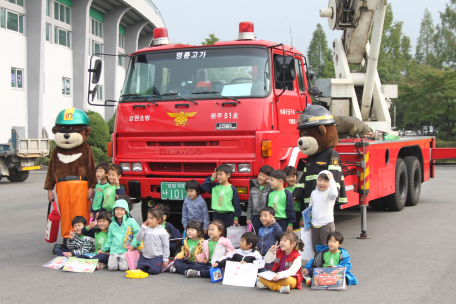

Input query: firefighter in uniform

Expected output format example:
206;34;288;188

295;106;347;208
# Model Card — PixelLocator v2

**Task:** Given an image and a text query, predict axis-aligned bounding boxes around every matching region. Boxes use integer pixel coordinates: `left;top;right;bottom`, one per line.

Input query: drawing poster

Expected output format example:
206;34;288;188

62;257;98;273
222;261;258;287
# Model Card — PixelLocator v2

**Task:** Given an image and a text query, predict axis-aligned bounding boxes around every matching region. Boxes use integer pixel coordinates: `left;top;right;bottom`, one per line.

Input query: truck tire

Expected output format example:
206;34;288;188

404;156;421;206
6;171;29;182
384;158;408;211
369;198;387;211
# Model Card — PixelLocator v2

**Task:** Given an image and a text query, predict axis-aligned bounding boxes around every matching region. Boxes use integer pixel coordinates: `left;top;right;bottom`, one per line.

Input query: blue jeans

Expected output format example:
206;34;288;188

174;259;211;277
137;255;163;275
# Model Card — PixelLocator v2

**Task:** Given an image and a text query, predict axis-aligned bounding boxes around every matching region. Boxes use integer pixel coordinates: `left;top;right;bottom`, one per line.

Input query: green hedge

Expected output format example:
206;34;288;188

85;110;111;164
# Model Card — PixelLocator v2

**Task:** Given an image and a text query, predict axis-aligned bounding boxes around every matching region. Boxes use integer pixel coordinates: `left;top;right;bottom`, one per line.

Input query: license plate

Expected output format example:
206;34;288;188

20;166;40;171
161;182;186;200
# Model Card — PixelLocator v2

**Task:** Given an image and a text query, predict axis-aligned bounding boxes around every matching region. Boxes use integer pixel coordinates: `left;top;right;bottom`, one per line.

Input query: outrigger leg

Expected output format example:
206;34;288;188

357;205;371;239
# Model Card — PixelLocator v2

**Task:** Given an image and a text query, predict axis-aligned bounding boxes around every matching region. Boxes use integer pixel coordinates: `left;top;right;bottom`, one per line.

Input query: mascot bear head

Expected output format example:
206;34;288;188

297;105;338;156
52;108;91;149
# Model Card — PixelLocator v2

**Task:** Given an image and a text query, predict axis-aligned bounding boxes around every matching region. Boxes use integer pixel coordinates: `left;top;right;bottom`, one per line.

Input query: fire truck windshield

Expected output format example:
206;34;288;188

120;47;270;102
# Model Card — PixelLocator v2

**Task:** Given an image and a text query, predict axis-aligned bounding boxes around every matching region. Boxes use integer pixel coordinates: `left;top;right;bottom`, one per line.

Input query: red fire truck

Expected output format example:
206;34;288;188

87;5;456;237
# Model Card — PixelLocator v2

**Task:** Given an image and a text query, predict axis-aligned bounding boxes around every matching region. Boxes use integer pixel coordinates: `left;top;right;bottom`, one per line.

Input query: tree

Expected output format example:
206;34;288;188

377;4;413;84
201;34;219;45
307;23;334;80
438;0;456;67
399;66;456;141
85;110;111;163
107;111;116;134
415;9;442;68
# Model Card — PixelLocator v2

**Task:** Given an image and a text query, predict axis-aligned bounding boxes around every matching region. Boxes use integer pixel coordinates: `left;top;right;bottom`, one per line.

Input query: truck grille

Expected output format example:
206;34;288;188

147;141;219;147
149;162;217;173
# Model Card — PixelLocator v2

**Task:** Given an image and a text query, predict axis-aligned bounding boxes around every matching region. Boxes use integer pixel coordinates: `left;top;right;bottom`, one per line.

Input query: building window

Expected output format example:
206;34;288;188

7;0;24;6
97;85;103;100
54;1;70;25
92;40;103;58
54;26;70;47
0;9;5;29
62;77;70;95
46;0;51;17
118;53;123;66
2;10;24;33
45;23;51;41
118;33;124;48
11;68;24;89
91;18;102;38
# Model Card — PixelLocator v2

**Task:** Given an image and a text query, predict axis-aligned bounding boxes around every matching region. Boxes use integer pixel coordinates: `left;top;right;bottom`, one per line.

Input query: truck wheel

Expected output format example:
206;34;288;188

369;198;387;211
384;158;408;211
404;156;421;206
6;171;29;182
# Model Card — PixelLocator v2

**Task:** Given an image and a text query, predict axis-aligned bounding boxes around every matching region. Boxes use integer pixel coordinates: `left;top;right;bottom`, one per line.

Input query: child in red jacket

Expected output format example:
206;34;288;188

256;231;304;294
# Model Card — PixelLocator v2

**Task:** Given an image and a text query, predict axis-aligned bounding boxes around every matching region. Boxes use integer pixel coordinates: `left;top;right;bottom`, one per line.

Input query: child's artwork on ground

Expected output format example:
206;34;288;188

43;257;69;269
222;261;258;287
62;257;98;273
311;267;346;290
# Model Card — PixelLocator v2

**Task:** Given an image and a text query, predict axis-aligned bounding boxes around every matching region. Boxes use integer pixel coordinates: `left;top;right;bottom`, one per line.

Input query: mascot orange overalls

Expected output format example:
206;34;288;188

44;108;97;248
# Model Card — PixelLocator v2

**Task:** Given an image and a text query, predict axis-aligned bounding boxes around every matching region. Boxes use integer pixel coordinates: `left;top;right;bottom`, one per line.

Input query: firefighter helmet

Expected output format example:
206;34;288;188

55;108;91;126
297;105;336;130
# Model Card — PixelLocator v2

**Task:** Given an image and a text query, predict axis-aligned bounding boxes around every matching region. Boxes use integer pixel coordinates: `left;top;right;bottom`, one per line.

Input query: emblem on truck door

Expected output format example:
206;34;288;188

167;112;197;126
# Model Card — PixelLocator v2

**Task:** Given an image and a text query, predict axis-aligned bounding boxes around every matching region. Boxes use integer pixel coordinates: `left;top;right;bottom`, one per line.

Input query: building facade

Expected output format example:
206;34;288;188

0;0;165;142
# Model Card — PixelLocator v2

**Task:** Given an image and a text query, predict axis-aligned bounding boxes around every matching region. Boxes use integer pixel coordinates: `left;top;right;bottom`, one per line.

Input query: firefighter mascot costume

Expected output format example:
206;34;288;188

295;105;347;207
44;108;97;248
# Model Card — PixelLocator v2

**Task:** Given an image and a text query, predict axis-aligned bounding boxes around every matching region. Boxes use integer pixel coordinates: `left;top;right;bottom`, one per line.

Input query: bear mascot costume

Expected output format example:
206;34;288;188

294;105;347;243
44;108;97;247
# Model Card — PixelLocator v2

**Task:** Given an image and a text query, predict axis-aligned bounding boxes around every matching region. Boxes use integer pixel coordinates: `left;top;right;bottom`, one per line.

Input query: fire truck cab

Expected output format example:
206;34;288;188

105;23;310;223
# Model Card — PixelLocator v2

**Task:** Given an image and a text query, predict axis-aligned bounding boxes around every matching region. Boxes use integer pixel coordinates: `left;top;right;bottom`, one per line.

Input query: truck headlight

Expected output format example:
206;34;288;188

131;163;142;172
238;164;251;173
224;163;236;172
120;162;130;172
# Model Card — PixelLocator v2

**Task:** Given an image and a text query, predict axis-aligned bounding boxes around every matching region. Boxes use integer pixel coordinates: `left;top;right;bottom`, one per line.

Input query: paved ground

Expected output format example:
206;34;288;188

0;168;455;303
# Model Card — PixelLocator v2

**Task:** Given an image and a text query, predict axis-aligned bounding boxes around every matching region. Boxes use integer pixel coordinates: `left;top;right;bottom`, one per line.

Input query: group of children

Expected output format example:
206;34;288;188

52;163;357;293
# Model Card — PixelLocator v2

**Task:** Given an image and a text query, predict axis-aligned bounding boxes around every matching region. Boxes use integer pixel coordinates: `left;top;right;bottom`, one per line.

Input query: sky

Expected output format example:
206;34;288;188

153;0;450;56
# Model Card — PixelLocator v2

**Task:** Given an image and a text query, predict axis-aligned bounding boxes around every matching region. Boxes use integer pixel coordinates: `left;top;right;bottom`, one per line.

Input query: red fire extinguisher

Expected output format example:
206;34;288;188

45;200;60;243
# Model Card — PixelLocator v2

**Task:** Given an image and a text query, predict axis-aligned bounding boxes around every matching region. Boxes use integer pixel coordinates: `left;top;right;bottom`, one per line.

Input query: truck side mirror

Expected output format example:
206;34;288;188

90;85;98;101
91;60;102;84
274;55;296;82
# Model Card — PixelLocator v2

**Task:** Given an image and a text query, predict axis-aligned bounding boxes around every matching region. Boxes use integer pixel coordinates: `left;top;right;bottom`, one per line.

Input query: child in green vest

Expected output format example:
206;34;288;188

201;164;242;234
101;164;125;213
284;166;304;230
90;162;110;220
267;169;296;232
83;211;112;269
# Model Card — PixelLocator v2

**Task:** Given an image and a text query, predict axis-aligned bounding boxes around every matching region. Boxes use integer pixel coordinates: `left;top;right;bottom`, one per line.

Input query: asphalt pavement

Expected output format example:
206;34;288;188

0;168;455;303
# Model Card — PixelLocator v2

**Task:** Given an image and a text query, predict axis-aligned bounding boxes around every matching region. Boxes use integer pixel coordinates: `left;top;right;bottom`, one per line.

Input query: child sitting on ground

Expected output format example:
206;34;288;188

155;204;182;257
309;170;338;252
183;220;235;278
247;165;274;234
90;162;110;220
284;166;304;230
257;206;283;256
213;232;264;270
54;216;95;257
267;169;296;232
257;231;304;294
202;165;242;233
99;196;140;271
83;211;112;269
182;180;210;235
135;208;169;275
302;231;358;285
170;221;204;274
101;164;126;213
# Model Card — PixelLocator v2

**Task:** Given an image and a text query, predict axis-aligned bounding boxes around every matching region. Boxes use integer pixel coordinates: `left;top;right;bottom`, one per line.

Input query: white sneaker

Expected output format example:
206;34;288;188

280;285;290;294
256;281;267;289
169;266;177;273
